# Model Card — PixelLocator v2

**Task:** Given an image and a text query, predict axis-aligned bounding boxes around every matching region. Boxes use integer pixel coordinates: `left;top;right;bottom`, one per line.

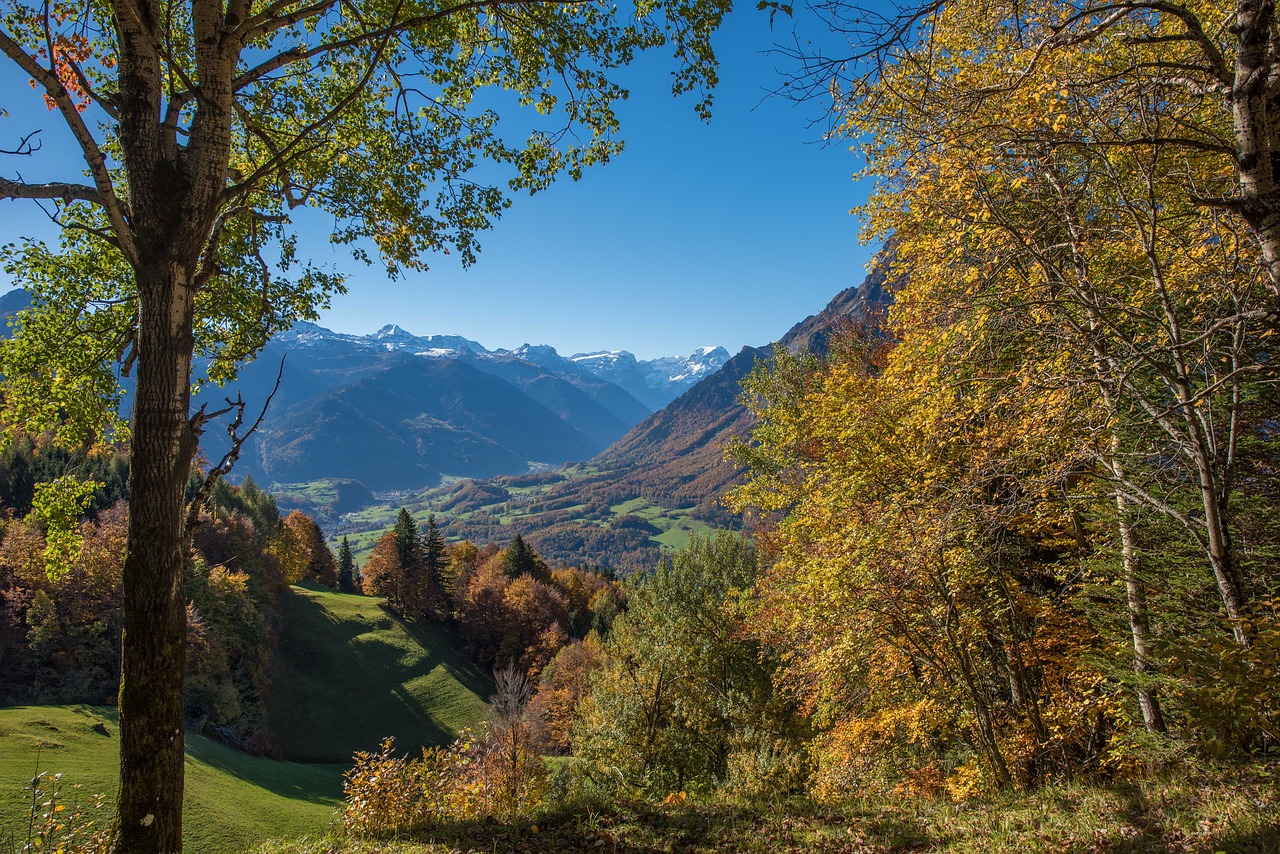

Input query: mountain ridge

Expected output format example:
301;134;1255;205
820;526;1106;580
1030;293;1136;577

181;320;734;493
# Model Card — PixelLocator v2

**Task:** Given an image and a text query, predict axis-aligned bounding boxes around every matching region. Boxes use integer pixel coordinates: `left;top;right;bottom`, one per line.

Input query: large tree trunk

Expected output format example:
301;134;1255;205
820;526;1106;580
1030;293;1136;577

1232;0;1280;304
108;0;233;844
114;267;198;854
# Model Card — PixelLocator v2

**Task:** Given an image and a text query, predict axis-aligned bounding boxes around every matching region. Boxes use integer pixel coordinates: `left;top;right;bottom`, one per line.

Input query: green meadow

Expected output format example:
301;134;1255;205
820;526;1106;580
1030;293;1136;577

1;585;492;853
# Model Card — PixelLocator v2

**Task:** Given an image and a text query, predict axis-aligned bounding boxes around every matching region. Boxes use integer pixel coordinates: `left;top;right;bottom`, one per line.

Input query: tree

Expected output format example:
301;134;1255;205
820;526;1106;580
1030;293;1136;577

0;0;727;847
785;0;1280;303
528;635;603;752
485;666;548;815
502;533;548;582
337;536;357;594
279;510;337;587
392;508;425;617
268;515;308;585
573;532;805;795
361;530;404;607
421;514;447;618
768;0;1278;745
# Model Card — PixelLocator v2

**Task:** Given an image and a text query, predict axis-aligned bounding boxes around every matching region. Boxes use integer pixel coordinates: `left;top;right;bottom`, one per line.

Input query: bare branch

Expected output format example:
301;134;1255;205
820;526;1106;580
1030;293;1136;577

0;176;100;203
0;25;137;265
184;357;286;534
1;130;43;156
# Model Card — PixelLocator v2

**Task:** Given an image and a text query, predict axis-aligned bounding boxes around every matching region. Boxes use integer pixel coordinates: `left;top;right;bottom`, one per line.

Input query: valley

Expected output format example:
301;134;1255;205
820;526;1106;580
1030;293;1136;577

272;264;892;574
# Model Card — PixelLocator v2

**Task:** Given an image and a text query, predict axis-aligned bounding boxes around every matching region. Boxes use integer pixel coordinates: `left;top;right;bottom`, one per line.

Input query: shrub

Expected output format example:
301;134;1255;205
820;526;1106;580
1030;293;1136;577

341;738;432;838
342;723;550;839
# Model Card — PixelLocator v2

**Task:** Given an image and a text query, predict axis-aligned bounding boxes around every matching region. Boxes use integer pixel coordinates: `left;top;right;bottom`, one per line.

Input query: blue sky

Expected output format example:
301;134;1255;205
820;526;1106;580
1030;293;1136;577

0;5;876;361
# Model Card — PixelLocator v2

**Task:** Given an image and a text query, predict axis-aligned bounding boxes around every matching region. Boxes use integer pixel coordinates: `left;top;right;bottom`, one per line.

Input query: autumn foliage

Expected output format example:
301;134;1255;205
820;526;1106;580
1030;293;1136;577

0;466;316;753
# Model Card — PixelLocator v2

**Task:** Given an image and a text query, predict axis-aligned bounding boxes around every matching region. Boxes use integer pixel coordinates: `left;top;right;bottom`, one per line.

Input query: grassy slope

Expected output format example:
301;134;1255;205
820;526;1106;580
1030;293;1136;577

0;705;343;853
267;583;492;763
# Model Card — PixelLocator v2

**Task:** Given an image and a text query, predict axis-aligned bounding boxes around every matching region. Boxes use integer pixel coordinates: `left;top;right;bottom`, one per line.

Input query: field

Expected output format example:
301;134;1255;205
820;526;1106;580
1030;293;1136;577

267;583;492;762
0;705;344;853
1;585;493;852
322;463;720;572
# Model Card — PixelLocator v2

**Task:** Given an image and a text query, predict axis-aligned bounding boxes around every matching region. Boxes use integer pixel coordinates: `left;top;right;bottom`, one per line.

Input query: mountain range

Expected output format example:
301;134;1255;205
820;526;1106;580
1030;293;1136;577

192;322;728;490
0;256;890;572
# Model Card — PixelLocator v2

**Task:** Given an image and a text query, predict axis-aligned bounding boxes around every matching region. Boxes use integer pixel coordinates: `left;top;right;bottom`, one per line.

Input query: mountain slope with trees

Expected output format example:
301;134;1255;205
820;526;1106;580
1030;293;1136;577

335;266;893;573
252;357;604;490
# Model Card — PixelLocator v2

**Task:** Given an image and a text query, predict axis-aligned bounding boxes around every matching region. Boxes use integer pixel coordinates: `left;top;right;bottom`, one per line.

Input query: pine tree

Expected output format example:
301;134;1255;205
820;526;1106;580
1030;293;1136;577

392;508;426;617
338;537;357;594
504;534;535;580
422;515;447;618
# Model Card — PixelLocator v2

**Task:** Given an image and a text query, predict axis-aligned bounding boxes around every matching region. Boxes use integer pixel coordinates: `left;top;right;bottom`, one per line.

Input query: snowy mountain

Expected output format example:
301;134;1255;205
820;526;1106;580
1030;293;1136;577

185;319;728;491
274;322;720;407
639;346;731;401
368;324;489;356
567;346;730;410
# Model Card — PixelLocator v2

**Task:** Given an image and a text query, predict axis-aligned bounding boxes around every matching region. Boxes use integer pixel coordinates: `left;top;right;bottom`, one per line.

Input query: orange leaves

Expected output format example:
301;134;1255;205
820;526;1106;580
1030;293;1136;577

28;29;93;112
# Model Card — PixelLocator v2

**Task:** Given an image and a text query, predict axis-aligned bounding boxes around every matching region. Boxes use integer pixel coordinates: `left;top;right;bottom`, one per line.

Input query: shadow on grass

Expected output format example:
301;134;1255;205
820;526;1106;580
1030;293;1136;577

184;735;345;805
385;607;494;700
268;589;490;763
1215;824;1280;854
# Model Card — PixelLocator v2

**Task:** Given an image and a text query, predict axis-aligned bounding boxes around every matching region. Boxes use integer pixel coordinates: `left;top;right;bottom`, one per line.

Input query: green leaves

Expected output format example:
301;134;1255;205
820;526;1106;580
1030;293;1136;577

0;233;132;449
31;473;101;580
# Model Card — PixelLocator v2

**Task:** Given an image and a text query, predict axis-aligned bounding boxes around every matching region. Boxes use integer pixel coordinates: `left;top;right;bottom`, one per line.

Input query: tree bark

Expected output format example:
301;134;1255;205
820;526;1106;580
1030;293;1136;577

114;266;199;854
106;0;236;846
1107;451;1166;734
1232;0;1280;303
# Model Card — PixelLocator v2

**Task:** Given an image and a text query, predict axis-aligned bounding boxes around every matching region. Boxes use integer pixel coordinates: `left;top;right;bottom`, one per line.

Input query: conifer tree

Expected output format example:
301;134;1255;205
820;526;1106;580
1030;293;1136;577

422;515;447;618
338;537;357;594
393;508;426;617
503;534;548;583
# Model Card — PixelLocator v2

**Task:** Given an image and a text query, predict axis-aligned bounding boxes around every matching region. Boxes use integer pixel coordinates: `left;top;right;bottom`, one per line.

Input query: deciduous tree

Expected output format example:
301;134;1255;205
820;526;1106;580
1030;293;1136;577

361;530;404;607
573;533;804;794
766;0;1279;751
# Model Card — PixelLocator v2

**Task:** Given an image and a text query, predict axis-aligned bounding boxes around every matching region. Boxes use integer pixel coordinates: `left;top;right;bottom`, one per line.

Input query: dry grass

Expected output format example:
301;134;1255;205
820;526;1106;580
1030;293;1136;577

264;757;1280;853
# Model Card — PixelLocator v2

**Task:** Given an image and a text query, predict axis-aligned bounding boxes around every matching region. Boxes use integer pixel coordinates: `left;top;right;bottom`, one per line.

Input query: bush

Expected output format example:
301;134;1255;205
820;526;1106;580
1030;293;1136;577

342;723;550;839
341;738;433;839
